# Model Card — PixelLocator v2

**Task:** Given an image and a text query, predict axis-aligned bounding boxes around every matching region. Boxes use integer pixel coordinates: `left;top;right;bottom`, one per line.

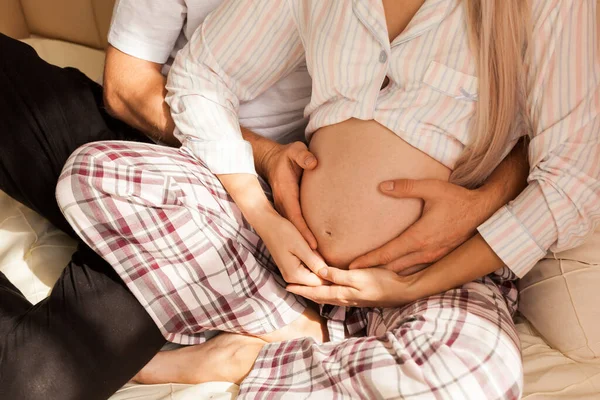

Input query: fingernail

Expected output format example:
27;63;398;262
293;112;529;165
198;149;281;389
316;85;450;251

318;268;328;278
381;181;395;191
305;156;316;166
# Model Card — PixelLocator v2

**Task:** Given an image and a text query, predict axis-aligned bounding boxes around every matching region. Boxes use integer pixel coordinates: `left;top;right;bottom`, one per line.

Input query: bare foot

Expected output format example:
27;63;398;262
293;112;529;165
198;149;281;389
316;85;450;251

259;306;329;343
132;309;328;385
133;333;266;385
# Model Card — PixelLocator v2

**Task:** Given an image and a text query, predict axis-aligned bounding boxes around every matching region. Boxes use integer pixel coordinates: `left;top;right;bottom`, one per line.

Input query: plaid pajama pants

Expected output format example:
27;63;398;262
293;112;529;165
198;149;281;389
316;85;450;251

57;141;523;399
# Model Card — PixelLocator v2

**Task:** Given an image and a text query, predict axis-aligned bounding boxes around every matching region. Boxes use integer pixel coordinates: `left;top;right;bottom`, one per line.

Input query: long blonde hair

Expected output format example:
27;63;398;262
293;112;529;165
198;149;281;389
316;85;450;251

451;0;532;188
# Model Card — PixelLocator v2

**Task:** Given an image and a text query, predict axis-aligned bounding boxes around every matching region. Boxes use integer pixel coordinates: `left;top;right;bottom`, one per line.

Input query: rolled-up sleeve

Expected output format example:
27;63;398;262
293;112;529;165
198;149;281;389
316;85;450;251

478;0;600;277
165;0;305;175
108;0;186;64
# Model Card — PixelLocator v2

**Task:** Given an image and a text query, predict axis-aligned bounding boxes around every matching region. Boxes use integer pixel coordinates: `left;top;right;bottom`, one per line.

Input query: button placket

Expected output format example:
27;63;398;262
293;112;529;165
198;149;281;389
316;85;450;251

379;50;388;63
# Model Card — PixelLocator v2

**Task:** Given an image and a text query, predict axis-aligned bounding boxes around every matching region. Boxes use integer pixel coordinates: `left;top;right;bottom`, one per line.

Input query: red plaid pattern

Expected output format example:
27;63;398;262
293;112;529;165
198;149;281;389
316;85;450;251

58;142;522;398
57;141;308;344
241;277;522;399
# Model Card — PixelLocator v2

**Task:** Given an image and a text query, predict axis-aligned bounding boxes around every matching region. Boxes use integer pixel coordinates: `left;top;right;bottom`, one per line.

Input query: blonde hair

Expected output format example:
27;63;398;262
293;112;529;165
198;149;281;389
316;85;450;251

451;0;532;188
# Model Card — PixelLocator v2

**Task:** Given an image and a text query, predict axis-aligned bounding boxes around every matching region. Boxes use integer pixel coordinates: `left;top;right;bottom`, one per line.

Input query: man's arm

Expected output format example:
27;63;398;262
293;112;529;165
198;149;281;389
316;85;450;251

103;46;179;146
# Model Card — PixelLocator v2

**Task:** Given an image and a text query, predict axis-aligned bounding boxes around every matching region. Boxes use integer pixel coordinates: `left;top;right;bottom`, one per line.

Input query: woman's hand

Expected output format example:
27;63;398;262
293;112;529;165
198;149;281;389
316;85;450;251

288;234;505;309
287;266;422;308
218;173;327;287
253;210;328;286
258;141;319;249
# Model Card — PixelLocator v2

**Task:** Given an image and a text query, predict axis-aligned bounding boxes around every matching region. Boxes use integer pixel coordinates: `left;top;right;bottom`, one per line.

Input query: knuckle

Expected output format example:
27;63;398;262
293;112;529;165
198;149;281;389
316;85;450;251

430;249;446;260
378;251;395;265
345;273;355;286
291;141;307;151
411;236;427;249
396;179;415;194
333;287;345;302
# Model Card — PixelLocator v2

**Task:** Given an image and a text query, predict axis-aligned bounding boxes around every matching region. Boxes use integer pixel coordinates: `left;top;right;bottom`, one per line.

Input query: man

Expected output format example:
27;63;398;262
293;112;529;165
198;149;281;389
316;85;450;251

0;1;527;399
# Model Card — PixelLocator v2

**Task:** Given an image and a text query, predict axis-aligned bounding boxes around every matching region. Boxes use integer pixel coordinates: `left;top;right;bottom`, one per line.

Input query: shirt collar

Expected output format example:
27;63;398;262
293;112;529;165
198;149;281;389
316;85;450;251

352;0;453;49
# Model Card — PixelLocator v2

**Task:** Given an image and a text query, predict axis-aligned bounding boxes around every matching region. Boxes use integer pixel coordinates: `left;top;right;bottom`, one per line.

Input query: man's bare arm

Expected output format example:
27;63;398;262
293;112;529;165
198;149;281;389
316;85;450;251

103;46;179;146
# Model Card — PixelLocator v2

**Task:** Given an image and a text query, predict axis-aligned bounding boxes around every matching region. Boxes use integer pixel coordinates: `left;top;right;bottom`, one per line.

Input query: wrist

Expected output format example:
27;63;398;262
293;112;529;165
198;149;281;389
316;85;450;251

472;182;505;222
476;139;529;210
241;126;279;181
256;141;280;182
218;173;277;226
393;269;428;305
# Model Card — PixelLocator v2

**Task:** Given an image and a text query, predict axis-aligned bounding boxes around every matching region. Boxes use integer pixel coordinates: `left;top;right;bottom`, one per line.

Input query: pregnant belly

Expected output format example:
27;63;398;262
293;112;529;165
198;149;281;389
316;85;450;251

300;118;451;268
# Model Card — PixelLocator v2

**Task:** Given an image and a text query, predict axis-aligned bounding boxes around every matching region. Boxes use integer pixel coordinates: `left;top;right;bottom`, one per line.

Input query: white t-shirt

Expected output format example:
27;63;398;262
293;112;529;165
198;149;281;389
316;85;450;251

108;0;311;143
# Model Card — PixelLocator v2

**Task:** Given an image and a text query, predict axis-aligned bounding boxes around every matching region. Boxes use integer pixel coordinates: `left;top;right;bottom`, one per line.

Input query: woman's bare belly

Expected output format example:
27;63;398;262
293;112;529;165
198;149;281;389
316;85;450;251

300;118;451;268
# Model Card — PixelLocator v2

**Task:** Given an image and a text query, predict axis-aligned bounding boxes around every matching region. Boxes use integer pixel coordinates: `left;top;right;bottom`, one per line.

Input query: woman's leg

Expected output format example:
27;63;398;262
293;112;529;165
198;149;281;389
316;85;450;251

233;277;522;400
57;141;321;344
0;34;165;400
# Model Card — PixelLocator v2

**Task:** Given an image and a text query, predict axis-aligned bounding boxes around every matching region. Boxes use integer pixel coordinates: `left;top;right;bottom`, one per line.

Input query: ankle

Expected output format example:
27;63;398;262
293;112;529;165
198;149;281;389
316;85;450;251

260;308;328;343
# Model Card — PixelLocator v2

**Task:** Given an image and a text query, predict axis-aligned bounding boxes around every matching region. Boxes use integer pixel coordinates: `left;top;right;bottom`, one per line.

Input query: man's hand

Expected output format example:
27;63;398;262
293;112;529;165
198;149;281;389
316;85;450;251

349;139;529;272
349;179;490;272
259;141;319;249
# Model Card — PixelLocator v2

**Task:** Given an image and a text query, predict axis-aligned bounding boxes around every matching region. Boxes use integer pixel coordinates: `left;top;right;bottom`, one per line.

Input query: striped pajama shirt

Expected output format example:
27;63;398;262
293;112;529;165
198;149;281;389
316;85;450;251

57;0;599;398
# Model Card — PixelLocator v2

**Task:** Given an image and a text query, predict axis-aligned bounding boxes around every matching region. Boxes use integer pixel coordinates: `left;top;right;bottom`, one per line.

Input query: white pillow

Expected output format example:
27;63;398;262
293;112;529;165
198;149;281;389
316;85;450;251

0;191;76;304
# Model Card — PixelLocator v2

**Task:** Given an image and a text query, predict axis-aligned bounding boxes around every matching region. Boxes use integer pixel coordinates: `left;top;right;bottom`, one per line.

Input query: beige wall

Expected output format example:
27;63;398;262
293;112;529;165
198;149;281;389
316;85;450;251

0;0;115;49
20;0;115;49
0;0;29;39
0;0;599;51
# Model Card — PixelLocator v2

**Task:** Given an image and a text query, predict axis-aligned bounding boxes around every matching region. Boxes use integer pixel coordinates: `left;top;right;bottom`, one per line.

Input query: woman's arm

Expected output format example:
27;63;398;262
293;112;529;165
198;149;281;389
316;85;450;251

477;0;600;278
165;1;326;284
166;0;305;177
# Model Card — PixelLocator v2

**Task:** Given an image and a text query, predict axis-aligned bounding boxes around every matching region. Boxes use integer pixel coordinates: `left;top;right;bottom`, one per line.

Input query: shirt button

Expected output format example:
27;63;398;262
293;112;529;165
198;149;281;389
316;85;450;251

379;50;388;63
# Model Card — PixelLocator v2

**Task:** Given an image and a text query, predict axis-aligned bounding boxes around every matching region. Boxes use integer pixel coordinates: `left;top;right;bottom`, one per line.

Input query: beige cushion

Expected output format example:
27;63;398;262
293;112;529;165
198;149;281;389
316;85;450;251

20;0;116;49
0;191;75;303
21;38;106;82
518;317;600;399
519;228;600;360
0;0;115;49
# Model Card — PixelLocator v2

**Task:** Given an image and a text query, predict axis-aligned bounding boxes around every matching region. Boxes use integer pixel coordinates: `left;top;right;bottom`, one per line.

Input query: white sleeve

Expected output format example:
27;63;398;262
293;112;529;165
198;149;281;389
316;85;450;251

108;0;186;64
166;0;304;175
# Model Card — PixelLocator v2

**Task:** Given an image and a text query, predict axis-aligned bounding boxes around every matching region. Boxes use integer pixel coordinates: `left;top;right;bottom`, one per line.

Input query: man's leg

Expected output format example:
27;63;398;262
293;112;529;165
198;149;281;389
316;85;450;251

0;33;144;235
0;34;165;399
0;245;165;400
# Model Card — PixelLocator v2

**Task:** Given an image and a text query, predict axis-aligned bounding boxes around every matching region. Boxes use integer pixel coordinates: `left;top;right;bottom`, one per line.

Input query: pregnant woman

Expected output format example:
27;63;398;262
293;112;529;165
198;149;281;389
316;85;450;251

57;0;599;399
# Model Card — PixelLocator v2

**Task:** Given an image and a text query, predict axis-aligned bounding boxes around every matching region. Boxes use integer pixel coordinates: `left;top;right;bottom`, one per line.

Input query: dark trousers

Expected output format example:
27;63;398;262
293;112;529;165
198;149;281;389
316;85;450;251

0;34;165;400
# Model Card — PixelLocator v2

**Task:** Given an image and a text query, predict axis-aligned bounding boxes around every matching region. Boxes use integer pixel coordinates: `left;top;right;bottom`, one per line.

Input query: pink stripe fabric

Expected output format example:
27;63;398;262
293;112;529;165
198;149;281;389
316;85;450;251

167;0;600;277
